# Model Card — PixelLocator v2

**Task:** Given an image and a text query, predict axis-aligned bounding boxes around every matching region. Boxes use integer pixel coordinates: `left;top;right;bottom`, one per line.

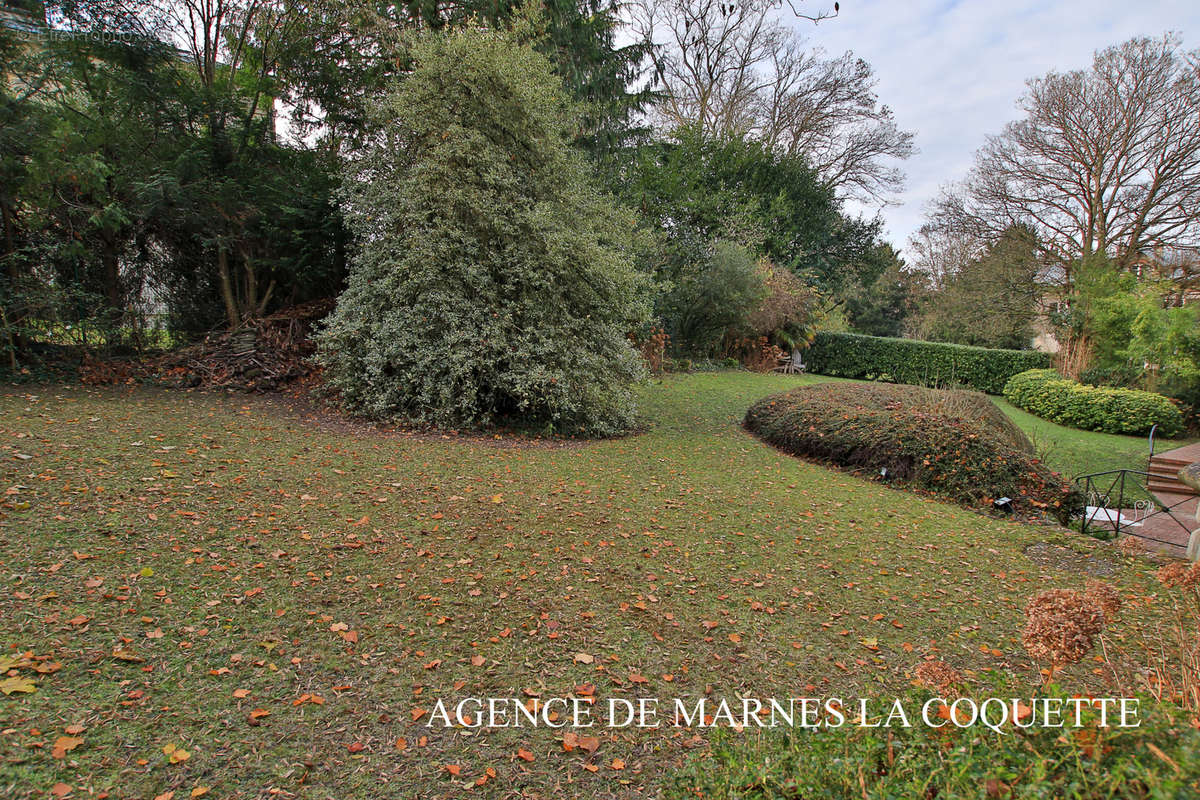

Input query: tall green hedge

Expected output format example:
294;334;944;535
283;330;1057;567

1003;369;1183;437
805;332;1050;394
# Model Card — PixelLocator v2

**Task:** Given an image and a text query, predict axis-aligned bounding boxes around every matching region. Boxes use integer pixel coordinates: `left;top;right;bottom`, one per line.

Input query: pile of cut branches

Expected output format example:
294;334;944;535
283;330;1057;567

82;299;333;392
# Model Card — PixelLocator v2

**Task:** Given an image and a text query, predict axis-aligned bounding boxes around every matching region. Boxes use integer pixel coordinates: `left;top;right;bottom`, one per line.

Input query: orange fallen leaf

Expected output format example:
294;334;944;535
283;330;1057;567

52;736;83;759
516;748;535;762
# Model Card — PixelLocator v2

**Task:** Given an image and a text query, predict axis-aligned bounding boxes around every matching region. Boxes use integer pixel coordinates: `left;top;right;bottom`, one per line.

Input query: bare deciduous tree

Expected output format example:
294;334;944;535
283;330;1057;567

906;223;985;291
929;34;1200;290
633;0;913;203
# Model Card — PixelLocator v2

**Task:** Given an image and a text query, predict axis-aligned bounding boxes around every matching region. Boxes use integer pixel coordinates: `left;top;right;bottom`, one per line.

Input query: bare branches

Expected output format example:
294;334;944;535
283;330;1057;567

930;34;1200;285
633;0;911;202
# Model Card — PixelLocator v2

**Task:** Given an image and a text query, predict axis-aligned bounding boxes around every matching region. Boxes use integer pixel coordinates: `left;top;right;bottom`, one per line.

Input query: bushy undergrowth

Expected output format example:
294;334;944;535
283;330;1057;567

667;686;1200;799
806;332;1050;394
1003;369;1183;437
744;382;1082;520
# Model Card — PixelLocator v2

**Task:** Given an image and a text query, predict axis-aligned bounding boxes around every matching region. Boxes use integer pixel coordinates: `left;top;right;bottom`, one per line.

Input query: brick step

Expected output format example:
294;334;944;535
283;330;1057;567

1148;481;1199;498
1148;467;1189;481
1150;456;1194;468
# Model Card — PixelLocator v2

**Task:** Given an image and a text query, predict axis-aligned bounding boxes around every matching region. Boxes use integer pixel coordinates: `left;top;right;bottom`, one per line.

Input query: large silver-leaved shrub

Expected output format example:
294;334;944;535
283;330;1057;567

318;29;650;436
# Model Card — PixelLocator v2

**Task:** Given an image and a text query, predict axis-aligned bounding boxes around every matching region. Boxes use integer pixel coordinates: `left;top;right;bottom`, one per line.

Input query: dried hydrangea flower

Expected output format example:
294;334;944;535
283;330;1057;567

1022;588;1105;668
1083;579;1122;622
1116;536;1145;558
914;660;964;693
1156;561;1200;590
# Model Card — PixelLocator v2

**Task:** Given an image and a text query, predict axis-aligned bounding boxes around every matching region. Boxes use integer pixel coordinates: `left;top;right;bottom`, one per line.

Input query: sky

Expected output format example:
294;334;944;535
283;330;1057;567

792;0;1200;254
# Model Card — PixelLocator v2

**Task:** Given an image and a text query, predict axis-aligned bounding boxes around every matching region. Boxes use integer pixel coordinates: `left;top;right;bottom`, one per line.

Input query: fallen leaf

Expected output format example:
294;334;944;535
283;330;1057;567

0;676;36;694
163;743;190;764
52;736;84;759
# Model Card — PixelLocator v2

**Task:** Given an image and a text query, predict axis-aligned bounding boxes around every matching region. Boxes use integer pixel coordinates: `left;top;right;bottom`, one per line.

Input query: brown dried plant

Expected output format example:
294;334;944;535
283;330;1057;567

1083;579;1122;623
1142;562;1200;711
914;660;965;694
1116;536;1145;558
1022;588;1106;680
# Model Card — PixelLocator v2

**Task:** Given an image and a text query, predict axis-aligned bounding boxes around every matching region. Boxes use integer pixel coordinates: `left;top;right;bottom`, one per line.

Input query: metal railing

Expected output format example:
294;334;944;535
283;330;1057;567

1075;468;1193;548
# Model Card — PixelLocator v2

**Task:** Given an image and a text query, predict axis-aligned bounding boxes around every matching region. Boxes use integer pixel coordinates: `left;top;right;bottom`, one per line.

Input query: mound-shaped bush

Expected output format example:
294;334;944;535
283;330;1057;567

1003;369;1183;437
745;382;1082;520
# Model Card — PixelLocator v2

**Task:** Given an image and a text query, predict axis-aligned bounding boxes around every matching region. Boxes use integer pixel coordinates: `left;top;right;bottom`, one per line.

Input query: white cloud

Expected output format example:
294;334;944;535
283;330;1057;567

791;0;1200;254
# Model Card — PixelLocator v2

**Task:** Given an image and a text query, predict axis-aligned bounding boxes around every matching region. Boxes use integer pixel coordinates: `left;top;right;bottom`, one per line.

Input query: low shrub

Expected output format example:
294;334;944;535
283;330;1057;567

744;382;1082;520
806;331;1051;394
666;685;1200;799
1003;369;1183;437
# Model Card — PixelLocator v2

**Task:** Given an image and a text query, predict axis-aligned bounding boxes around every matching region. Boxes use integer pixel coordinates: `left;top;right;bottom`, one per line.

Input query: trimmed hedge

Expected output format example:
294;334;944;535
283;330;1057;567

744;382;1082;521
806;332;1051;394
1003;369;1183;437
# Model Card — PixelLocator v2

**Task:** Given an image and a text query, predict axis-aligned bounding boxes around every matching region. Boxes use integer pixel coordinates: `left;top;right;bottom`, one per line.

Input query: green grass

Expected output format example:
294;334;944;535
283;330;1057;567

0;373;1182;799
992;396;1196;480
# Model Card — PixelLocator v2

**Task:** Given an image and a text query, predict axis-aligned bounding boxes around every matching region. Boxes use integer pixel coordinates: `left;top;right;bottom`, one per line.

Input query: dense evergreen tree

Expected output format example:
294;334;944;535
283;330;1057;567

317;30;650;435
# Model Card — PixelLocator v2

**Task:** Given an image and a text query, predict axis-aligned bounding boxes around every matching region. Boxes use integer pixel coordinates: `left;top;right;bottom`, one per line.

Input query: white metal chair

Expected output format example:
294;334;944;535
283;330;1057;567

773;349;806;374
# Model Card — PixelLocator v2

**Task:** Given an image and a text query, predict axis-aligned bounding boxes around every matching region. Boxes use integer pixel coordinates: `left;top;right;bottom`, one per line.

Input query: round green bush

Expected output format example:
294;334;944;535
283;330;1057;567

1003;369;1183;437
316;30;650;436
744;382;1082;520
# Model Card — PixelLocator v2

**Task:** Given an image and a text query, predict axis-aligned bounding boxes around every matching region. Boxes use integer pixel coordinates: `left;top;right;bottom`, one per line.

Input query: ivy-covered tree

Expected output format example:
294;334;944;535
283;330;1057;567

317;29;650;436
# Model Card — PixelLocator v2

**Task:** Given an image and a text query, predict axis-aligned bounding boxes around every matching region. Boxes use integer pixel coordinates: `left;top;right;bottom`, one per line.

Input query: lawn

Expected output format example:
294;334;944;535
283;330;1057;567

992;396;1195;480
0;373;1183;799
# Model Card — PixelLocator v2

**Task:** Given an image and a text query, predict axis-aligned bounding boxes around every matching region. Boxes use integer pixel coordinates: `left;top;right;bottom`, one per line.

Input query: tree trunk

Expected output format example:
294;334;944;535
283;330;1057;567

217;247;241;329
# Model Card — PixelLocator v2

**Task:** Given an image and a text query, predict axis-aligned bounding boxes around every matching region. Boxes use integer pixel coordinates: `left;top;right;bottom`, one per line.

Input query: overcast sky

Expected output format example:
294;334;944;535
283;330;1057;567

791;0;1200;255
